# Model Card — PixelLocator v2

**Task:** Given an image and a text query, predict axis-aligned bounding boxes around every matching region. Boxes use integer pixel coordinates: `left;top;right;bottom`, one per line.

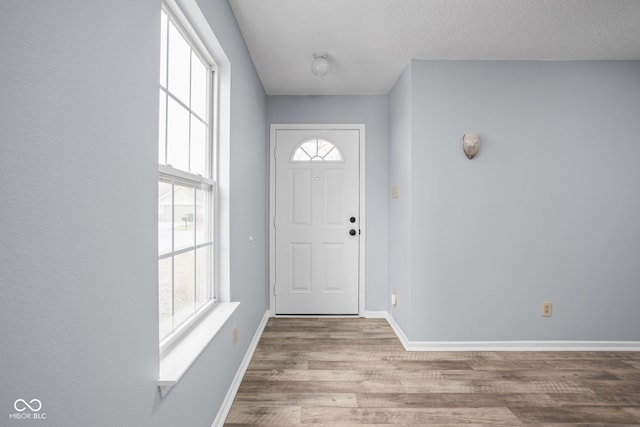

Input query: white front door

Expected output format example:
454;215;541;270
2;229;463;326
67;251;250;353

274;128;360;314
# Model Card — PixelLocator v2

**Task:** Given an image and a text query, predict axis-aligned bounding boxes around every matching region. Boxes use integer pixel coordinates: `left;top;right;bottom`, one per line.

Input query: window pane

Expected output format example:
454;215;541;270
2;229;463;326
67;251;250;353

191;55;207;119
158;90;167;164
190;117;207;176
195;246;210;308
158;181;173;255
317;140;333;157
160;11;168;87
158;256;172;339
166;97;190;171
173;251;195;326
324;148;343;161
173;183;195;251
292;148;311;162
301;140;317;157
195;187;209;245
167;21;191;105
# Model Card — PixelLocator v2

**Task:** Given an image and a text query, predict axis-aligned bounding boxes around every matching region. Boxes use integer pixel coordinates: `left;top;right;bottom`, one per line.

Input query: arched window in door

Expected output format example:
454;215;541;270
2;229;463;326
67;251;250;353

291;138;343;162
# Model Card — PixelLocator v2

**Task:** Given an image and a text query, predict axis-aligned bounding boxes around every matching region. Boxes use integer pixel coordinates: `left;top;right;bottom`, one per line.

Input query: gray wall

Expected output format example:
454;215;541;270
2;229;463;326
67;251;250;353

266;96;389;311
390;60;640;341
0;0;268;425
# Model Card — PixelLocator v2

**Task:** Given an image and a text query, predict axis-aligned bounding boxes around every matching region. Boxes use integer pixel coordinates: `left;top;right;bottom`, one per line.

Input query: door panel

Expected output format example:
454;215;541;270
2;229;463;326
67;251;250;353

292;169;312;225
275;129;359;314
324;169;343;225
322;243;343;291
291;243;311;291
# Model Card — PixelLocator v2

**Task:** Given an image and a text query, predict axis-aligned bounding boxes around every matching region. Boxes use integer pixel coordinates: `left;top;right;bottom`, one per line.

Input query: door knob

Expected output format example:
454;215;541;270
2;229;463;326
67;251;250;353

349;229;357;236
349;217;356;223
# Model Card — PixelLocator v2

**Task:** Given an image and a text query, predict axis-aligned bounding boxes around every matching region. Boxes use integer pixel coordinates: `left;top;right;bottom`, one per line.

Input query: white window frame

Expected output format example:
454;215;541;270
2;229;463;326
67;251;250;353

157;0;235;397
291;137;344;162
158;4;217;346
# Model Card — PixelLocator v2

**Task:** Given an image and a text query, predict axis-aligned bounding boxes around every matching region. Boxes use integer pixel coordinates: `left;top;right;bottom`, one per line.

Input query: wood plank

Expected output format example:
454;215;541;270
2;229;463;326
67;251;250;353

224;404;300;425
232;392;358;407
547;392;640;407
243;368;444;383
439;368;621;381
356;392;560;409
470;358;636;371
509;406;640;424
308;360;474;371
237;380;408;394
300;407;523;425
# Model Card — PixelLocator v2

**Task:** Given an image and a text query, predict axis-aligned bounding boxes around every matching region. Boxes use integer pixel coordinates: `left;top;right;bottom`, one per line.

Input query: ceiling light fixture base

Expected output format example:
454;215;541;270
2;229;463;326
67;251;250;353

311;51;330;77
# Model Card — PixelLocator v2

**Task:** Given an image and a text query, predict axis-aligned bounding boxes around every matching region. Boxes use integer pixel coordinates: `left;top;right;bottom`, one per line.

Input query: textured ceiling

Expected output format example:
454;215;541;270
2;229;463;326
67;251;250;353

228;0;640;95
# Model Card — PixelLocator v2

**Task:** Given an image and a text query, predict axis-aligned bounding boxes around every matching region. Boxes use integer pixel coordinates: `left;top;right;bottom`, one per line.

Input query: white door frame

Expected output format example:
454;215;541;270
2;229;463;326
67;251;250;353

269;124;366;316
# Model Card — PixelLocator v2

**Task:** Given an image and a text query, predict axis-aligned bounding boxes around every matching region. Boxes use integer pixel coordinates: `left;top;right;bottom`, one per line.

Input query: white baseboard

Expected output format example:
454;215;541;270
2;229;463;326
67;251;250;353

383;312;640;352
211;310;270;427
363;310;388;319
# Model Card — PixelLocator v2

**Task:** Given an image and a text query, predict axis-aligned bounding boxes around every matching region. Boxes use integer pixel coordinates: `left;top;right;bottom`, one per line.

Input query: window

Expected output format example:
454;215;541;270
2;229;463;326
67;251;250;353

158;7;216;342
292;138;343;162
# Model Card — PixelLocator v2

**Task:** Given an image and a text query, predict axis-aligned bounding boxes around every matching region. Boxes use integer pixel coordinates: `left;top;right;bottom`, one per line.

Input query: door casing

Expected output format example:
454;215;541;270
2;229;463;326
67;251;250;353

269;124;366;316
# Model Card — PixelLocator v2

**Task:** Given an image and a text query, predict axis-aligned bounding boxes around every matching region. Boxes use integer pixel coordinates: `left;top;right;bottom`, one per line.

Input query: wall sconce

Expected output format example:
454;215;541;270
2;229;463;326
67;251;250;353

462;133;480;159
311;51;330;77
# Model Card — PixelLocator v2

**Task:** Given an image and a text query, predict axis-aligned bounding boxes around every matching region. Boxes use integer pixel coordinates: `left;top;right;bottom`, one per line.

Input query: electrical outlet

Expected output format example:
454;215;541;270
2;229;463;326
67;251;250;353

391;289;397;306
391;185;399;199
233;326;238;346
542;302;552;317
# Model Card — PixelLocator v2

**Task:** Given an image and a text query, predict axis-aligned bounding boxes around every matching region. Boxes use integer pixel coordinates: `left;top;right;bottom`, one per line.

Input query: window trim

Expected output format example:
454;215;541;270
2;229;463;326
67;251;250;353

157;0;233;397
158;301;239;397
159;164;216;187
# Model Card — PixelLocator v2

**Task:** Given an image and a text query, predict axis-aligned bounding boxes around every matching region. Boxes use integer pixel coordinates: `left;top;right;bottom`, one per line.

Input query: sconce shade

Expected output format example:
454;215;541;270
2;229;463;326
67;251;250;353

311;52;329;77
462;133;480;159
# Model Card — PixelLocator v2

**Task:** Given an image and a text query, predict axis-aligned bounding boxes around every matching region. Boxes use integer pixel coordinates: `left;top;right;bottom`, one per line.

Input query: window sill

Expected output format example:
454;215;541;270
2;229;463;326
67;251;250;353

158;301;239;397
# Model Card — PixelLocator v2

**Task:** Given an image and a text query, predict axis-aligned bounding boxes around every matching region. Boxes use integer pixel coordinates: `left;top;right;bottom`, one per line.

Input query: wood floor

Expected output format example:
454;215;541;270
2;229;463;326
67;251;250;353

224;318;640;426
